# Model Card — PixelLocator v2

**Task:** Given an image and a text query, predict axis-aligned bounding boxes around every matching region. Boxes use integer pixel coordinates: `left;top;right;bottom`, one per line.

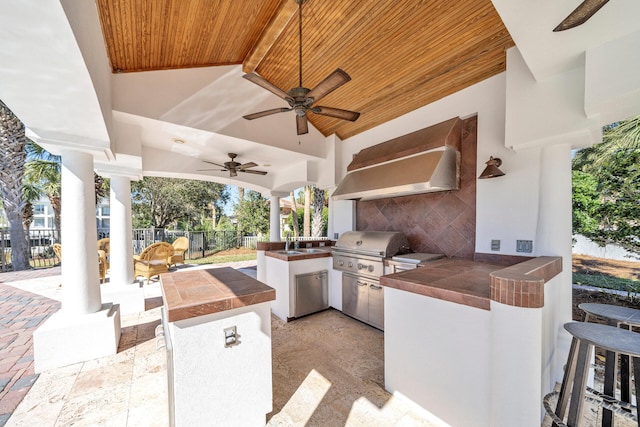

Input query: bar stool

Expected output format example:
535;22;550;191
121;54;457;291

550;322;640;427
580;303;640;426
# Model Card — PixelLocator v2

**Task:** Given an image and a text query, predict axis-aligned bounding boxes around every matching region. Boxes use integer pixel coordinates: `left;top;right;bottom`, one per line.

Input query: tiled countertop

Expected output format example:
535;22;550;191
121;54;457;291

161;267;275;322
380;256;562;310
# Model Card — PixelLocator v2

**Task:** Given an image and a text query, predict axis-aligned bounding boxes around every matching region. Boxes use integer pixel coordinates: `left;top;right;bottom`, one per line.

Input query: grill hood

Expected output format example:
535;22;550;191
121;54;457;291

332;117;462;201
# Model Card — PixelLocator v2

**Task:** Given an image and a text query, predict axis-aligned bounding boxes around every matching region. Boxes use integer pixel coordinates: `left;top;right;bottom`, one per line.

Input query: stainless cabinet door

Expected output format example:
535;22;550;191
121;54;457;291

294;271;328;317
368;282;384;330
342;273;369;322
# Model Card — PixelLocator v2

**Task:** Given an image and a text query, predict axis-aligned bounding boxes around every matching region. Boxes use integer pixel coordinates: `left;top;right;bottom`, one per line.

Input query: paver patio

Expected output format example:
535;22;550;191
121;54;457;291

0;262;446;426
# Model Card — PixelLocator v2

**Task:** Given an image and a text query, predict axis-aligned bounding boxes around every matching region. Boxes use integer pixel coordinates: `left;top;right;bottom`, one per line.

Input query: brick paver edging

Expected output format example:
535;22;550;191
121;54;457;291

0;283;61;426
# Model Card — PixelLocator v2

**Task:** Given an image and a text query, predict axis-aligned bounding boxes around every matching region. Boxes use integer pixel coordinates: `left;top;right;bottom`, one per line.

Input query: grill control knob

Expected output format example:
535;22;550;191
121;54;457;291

338;260;344;266
348;262;353;268
357;263;363;270
368;265;374;272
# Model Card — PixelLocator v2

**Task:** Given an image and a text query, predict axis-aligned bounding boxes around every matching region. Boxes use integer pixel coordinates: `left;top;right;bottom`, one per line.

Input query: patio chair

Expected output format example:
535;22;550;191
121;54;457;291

52;243;107;283
97;237;110;269
133;241;173;284
168;237;189;268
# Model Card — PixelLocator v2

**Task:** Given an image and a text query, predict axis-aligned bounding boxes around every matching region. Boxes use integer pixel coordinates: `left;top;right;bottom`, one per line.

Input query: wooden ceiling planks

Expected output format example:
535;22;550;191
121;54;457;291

97;0;283;72
96;0;513;139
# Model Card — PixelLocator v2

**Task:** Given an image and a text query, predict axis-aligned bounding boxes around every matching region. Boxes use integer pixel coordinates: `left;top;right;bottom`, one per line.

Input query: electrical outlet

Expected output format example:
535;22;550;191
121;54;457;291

491;240;500;251
516;240;533;253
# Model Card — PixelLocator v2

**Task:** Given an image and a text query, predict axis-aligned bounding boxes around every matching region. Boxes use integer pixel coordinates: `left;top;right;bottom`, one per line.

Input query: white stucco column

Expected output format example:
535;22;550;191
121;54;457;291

60;150;102;314
34;150;121;372
535;143;573;390
269;195;281;241
98;174;145;314
109;175;134;284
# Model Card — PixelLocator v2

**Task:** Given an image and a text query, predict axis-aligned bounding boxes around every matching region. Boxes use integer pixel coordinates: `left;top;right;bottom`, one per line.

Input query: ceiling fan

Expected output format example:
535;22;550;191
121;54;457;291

242;0;360;135
554;0;609;31
198;153;267;178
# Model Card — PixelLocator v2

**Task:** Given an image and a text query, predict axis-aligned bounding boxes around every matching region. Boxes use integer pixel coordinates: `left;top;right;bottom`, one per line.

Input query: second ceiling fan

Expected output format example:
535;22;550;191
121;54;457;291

242;0;360;135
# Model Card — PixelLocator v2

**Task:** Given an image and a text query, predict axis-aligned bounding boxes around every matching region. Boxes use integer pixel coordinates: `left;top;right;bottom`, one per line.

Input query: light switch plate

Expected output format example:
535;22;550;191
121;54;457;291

491;240;500;251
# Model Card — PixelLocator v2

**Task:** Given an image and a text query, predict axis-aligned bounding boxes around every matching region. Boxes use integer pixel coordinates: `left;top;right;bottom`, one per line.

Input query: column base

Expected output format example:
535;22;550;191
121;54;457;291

33;303;121;373
101;282;145;314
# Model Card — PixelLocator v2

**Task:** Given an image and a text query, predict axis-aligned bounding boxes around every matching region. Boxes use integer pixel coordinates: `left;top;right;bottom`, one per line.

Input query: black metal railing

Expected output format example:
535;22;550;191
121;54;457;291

0;228;253;272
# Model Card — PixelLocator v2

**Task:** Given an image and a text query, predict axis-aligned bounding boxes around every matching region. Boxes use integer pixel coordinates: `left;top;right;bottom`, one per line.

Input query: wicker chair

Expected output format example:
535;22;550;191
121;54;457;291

52;243;107;283
133;242;174;284
97;237;110;270
168;237;189;268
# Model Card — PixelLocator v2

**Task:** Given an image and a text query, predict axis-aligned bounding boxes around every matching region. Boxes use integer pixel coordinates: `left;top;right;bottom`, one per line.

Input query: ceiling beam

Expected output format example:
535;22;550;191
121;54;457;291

242;0;298;73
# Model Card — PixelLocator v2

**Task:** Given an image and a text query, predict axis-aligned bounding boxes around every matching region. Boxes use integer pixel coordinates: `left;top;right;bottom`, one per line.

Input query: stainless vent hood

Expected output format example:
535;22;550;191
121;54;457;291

332;117;462;201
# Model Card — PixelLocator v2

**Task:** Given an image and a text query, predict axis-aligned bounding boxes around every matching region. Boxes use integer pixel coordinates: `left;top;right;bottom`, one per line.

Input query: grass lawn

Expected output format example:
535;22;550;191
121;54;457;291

188;247;257;265
573;254;640;294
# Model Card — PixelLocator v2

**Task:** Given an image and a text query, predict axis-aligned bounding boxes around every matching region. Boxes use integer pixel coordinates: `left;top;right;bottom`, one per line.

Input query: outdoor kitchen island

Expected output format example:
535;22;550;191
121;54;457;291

380;256;562;427
160;267;276;427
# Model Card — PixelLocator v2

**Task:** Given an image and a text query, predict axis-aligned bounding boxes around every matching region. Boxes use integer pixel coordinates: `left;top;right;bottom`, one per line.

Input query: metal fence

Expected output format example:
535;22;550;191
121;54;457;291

1;227;328;272
1;228;61;271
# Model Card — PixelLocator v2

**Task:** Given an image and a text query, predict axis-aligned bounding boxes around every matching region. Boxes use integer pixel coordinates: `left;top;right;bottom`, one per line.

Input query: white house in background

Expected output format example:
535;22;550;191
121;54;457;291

0;197;110;232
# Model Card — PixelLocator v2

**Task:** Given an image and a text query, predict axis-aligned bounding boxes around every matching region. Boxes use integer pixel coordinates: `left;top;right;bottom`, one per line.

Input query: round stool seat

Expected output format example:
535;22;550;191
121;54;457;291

565;322;640;357
579;303;640;327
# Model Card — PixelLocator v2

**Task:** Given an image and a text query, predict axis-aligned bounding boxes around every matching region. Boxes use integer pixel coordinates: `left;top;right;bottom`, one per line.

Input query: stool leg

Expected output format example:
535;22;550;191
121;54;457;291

568;340;592;427
633;357;640;425
555;337;579;426
603;348;616;427
620;324;631;404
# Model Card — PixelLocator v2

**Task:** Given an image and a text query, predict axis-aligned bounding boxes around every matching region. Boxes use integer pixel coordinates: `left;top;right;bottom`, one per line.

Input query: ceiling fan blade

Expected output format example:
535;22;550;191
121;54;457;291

243;73;293;102
197;168;227;172
242;169;268;176
238;162;258;169
553;0;609;31
312;106;360;122
306;69;351;103
243;107;291;120
297;114;309;135
202;160;226;168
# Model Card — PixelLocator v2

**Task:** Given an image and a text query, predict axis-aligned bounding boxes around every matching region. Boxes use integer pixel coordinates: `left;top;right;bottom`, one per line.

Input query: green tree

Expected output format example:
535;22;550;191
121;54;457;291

131;177;228;229
216;215;235;232
571;170;601;236
572;115;640;255
0;99;30;270
24;143;61;235
235;190;269;236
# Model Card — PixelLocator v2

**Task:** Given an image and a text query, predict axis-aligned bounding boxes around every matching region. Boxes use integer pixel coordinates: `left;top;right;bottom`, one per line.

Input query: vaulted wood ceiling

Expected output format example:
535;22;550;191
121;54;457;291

96;0;514;140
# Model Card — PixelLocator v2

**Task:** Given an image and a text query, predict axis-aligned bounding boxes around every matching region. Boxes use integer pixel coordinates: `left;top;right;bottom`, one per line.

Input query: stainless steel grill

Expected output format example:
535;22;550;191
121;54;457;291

332;231;409;278
333;231;409;330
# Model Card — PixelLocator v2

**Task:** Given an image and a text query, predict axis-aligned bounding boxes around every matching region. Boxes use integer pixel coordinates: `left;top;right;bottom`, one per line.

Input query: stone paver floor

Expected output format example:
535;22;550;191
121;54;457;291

1;262;446;426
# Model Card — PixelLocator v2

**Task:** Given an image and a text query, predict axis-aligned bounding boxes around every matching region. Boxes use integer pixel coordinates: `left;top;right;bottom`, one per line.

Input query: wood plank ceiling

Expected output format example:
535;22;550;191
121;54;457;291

97;0;514;140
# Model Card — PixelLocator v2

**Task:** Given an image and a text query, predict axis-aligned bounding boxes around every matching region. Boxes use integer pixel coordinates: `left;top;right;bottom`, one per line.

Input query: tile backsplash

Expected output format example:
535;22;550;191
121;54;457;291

356;116;477;259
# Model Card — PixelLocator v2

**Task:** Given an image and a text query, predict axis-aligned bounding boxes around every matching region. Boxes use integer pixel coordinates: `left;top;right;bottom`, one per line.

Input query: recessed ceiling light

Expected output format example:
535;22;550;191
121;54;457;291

172;138;185;144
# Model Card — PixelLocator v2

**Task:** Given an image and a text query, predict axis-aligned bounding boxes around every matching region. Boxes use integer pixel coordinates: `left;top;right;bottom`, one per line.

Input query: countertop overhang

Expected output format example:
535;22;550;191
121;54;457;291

161;267;275;322
380;256;562;310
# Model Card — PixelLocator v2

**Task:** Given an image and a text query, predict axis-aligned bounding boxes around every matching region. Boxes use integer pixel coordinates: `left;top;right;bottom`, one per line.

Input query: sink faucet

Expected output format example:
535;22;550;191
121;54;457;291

285;234;291;251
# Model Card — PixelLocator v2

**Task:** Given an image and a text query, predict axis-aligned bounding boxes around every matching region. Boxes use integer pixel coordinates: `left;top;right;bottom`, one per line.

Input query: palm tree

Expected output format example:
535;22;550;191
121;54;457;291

303;185;311;237
311;186;325;238
24;142;62;238
0;99;30;270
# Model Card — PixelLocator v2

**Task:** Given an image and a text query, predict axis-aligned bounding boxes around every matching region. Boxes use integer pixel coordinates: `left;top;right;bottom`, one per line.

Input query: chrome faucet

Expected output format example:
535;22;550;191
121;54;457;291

285;234;291;251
